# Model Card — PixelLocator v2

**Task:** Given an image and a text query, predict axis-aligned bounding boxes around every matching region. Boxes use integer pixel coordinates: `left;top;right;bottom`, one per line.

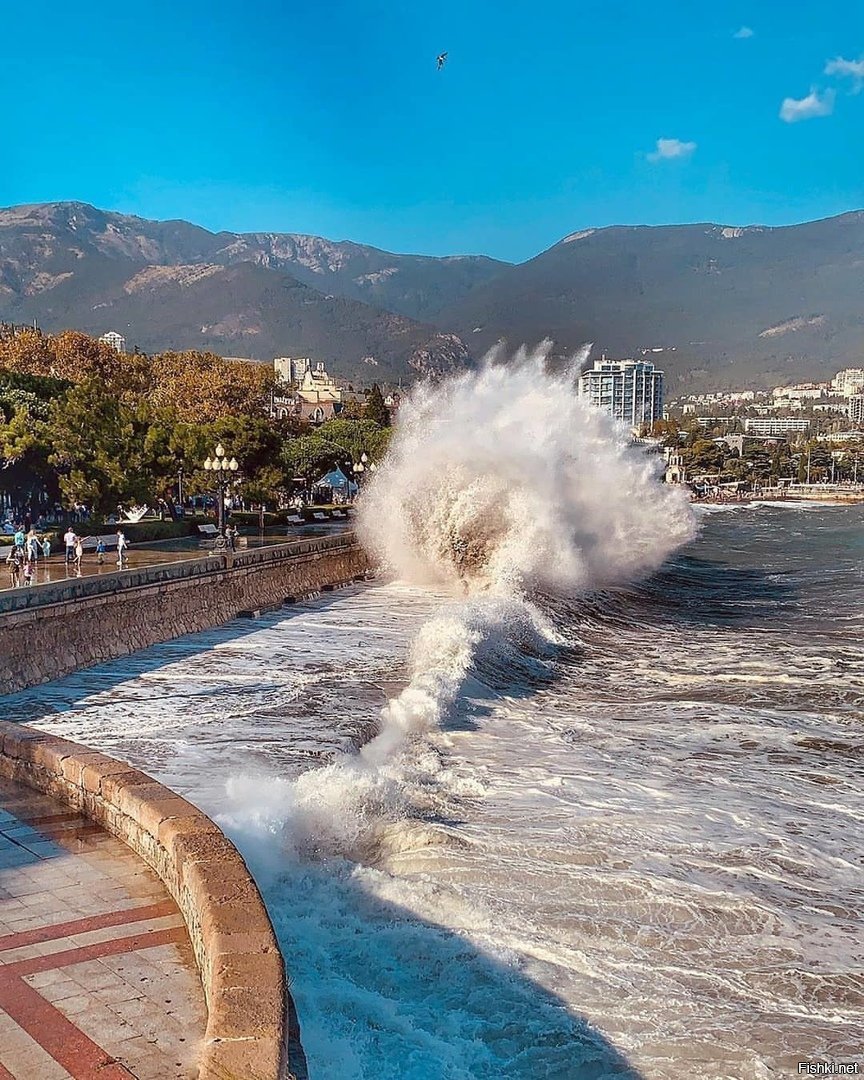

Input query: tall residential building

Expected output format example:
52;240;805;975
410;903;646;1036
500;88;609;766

832;368;864;397
849;395;864;426
99;331;126;353
274;356;315;385
578;358;664;428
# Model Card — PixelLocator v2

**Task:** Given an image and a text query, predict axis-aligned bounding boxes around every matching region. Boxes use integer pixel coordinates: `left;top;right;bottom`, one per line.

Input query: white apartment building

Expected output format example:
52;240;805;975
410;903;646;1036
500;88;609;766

744;417;812;436
578;359;664;428
99;331;126;353
849;395;864;426
832;368;864;397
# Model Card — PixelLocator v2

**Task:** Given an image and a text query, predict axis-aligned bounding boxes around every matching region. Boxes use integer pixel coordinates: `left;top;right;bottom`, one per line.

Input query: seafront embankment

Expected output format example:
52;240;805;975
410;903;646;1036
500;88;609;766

0;533;370;694
0;719;304;1079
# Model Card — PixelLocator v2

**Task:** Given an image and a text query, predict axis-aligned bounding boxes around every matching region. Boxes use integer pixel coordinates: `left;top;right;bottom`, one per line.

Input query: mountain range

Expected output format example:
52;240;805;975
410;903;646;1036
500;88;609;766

2;201;863;391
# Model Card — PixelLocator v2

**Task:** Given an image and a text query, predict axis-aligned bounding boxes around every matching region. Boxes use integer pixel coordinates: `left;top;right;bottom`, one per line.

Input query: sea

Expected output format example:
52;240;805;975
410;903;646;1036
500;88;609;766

6;354;863;1079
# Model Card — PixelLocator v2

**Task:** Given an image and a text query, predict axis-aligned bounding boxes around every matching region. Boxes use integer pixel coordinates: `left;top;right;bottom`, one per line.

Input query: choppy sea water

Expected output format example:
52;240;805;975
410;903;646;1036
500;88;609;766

7;504;863;1080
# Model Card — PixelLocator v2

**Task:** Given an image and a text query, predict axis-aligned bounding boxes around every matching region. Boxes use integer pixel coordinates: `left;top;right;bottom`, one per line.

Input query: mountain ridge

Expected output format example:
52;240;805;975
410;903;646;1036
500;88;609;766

3;201;864;391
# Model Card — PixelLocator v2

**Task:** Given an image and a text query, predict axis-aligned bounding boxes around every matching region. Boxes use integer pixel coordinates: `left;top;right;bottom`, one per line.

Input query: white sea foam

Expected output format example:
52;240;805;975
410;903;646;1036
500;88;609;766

221;346;697;872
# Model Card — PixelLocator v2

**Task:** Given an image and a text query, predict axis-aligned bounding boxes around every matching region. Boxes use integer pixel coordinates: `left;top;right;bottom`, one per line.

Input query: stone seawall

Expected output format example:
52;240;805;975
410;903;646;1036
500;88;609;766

0;720;302;1080
0;534;370;695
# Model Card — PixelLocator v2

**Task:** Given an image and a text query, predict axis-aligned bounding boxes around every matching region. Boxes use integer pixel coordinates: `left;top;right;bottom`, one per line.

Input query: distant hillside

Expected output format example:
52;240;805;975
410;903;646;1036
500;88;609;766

0;202;480;384
3;202;864;391
435;215;864;392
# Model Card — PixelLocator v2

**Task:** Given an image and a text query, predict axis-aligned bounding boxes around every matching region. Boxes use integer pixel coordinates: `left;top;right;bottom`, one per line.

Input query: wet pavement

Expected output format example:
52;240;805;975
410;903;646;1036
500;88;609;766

0;524;349;593
0;777;206;1079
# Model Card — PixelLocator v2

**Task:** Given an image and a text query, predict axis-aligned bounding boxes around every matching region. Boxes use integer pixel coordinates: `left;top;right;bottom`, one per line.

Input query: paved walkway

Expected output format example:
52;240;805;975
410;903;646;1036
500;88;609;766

0;777;206;1079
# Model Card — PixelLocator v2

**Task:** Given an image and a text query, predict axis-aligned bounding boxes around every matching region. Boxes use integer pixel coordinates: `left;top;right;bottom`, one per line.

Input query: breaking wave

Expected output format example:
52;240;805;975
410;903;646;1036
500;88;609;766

222;344;696;861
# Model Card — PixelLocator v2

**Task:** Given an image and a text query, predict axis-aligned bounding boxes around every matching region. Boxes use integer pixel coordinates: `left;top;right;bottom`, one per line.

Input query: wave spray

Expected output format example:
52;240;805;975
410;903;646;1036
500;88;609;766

223;344;696;860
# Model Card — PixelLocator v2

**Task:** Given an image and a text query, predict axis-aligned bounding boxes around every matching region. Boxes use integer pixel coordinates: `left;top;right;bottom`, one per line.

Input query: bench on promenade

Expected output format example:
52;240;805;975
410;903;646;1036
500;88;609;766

331;509;347;519
286;514;304;525
312;512;328;521
197;524;219;538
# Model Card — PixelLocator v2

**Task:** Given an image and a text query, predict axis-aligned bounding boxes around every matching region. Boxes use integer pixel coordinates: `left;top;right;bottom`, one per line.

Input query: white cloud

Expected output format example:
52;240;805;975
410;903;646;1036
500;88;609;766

733;26;754;39
646;137;697;163
779;88;835;123
825;55;864;91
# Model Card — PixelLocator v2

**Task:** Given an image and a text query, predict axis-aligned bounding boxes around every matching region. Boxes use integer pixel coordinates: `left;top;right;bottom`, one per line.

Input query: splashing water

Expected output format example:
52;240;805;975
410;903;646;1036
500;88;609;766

358;342;696;596
223;345;697;860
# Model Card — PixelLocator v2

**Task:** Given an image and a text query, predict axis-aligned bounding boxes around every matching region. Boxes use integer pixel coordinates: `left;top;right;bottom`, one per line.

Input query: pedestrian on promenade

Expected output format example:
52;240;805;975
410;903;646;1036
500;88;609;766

74;536;84;573
63;527;77;563
13;526;25;550
96;538;106;565
6;547;22;588
22;557;33;586
116;530;128;567
26;528;39;563
225;524;237;552
42;537;52;559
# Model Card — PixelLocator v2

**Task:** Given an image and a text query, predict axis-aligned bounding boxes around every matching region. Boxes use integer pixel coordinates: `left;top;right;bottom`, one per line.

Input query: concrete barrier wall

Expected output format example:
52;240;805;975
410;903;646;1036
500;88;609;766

1;534;370;694
0;720;302;1080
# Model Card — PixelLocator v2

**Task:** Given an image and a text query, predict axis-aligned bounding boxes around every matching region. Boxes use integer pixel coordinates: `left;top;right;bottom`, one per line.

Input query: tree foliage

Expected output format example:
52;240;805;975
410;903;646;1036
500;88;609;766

0;328;394;516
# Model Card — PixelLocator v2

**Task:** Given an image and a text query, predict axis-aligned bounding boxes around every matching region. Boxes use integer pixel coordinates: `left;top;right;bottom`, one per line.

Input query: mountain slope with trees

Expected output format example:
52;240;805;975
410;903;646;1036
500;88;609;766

4;202;864;391
436;214;864;392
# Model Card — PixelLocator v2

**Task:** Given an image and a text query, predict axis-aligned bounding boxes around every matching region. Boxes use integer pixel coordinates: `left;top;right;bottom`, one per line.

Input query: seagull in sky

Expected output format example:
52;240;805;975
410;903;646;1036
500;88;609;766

437;52;448;71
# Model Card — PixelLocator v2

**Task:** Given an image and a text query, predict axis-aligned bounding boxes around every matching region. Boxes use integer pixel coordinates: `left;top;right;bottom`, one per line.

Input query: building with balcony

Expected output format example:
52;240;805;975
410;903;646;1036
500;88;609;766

98;331;126;353
743;417;812;436
578;358;664;428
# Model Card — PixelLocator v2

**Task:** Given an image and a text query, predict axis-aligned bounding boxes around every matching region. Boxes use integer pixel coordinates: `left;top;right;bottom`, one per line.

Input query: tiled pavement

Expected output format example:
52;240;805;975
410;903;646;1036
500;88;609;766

0;777;206;1079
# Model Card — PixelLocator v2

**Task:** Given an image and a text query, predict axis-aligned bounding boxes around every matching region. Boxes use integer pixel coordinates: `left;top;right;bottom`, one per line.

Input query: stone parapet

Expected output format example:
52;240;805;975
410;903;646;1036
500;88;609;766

0;719;303;1080
1;534;370;694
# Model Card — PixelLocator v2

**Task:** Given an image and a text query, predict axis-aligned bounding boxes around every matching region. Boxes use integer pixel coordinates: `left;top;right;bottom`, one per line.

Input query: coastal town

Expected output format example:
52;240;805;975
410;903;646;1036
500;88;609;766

2;321;863;562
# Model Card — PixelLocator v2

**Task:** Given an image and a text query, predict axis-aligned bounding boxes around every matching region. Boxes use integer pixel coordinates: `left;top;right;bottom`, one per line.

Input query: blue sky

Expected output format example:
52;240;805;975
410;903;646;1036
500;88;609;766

2;0;862;261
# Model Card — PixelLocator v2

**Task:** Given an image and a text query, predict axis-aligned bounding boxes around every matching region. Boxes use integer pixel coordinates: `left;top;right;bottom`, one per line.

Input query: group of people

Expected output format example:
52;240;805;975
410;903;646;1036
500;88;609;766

5;526;51;587
4;525;130;588
62;528;129;570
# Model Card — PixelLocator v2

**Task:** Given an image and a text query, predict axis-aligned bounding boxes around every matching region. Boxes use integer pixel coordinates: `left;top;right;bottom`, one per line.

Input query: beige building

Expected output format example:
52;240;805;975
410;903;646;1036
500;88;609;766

832;368;864;397
272;357;348;424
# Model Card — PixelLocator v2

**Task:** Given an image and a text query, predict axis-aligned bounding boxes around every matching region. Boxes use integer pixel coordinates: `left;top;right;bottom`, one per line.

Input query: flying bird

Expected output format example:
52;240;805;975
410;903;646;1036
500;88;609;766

437;51;448;70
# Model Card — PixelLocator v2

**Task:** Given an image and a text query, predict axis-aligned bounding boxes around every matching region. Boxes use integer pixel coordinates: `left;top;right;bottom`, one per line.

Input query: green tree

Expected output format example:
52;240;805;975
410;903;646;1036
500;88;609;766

47;378;151;514
365;384;390;427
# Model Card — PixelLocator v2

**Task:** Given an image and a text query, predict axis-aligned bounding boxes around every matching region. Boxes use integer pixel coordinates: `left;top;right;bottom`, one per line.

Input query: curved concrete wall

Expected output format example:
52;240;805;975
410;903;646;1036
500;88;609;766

0;720;304;1080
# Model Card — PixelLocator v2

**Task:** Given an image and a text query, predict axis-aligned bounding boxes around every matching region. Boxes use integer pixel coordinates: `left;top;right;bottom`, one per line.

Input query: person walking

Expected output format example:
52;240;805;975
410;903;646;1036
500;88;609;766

63;526;77;564
42;536;52;559
74;536;84;574
22;556;33;586
6;546;22;588
96;538;106;565
116;529;128;567
26;528;39;564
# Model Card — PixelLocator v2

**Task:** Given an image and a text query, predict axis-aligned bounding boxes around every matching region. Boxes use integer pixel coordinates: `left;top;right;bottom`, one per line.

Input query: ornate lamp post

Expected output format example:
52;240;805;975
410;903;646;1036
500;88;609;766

351;453;376;500
203;443;239;536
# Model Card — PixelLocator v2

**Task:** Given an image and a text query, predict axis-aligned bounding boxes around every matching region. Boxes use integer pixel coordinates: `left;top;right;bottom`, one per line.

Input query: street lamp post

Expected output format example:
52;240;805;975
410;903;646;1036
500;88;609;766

203;443;239;536
351;453;378;500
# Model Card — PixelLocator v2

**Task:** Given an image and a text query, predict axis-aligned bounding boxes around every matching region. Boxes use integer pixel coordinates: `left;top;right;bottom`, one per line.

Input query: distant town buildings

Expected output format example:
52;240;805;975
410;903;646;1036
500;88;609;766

271;356;364;424
849;395;864;426
743;416;812;436
832;368;864;397
578;358;664;428
98;331;126;353
664;445;687;484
